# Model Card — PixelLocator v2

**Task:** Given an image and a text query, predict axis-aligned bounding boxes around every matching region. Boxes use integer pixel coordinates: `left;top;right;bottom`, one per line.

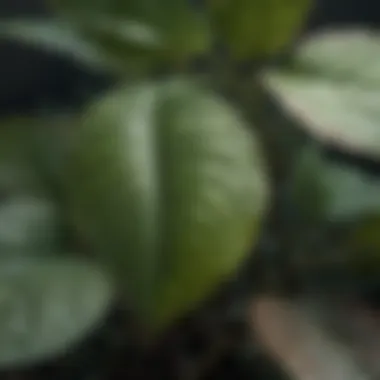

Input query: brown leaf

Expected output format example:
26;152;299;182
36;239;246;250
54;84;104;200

250;295;371;380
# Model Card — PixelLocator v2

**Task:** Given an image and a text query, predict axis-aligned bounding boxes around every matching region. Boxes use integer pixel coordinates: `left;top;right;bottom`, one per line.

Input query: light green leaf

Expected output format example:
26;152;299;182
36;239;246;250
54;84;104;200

207;0;311;59
0;20;109;70
292;147;380;222
64;78;269;331
262;29;380;158
0;257;113;368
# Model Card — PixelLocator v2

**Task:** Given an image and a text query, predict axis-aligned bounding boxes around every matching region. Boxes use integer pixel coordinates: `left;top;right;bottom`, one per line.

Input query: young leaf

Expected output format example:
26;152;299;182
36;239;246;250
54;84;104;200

64;78;269;331
262;29;380;158
207;0;311;60
0;257;113;368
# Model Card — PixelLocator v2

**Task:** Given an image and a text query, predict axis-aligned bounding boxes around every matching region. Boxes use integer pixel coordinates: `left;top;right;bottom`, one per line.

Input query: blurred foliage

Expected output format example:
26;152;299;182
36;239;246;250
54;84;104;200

207;0;311;59
263;30;380;158
0;0;380;379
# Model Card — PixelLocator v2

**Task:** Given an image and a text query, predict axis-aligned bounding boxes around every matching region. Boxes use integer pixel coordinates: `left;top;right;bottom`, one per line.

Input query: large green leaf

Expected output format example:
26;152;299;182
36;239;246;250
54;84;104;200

207;0;311;60
262;30;380;158
64;78;269;331
0;257;113;368
51;0;212;66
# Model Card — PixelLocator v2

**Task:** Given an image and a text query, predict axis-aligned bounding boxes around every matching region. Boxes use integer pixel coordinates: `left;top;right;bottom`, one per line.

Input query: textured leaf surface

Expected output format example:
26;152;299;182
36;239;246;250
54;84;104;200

207;0;311;59
65;79;269;330
263;30;380;158
0;257;113;368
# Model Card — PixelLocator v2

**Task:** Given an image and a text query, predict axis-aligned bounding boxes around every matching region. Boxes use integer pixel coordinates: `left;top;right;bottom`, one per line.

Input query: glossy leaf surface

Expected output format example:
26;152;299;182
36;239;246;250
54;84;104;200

65;79;269;330
0;257;113;368
263;30;380;158
207;0;311;59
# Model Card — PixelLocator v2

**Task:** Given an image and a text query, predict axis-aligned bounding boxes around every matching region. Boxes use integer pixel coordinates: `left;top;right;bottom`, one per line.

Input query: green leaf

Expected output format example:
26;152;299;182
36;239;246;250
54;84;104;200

0;257;113;368
262;29;380;158
207;0;311;59
64;78;269;331
291;147;380;222
0;20;109;70
52;0;212;66
75;19;168;74
0;196;61;256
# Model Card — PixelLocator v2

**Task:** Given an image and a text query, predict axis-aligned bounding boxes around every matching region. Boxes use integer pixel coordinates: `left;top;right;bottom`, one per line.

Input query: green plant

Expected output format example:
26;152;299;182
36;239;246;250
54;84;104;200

1;0;380;374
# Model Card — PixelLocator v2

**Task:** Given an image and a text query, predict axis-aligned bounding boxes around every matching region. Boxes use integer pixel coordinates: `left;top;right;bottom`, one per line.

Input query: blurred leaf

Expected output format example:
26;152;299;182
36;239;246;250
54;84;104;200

64;78;269;332
252;296;374;380
262;29;380;158
324;167;380;221
0;119;71;258
0;20;110;71
291;147;380;222
0;196;61;256
0;257;113;368
76;19;167;74
207;0;311;60
52;0;212;67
